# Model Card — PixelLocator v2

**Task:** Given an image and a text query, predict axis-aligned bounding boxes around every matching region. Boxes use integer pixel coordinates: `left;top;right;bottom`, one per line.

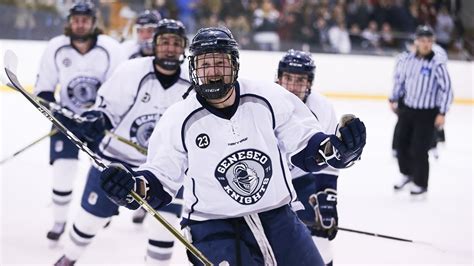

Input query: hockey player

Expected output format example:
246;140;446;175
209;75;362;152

53;19;190;266
276;49;339;266
121;10;161;59
99;26;366;265
34;1;123;242
121;9;162;224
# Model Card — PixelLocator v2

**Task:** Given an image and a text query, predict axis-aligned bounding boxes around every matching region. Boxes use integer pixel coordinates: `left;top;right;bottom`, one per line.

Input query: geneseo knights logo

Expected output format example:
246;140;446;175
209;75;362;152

214;149;272;205
130;113;159;147
67;76;101;109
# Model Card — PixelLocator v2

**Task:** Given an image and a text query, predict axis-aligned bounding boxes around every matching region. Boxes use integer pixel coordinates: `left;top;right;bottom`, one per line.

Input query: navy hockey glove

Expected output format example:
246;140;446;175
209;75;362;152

309;188;338;240
78;110;112;149
100;163;150;210
319;115;366;169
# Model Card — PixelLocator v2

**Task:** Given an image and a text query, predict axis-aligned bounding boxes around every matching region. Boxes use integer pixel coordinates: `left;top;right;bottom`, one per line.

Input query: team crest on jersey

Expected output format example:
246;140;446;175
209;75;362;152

62;58;71;67
214;149;272;205
130;113;159;147
67;77;101;109
141;92;151;103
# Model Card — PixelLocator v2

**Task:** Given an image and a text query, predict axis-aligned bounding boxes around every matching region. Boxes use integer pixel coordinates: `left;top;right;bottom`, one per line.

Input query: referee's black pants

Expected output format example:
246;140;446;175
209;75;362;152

395;106;438;189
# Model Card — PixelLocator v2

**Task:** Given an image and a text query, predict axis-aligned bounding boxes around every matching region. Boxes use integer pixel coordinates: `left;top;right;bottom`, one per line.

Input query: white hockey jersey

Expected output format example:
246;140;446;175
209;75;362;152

121;39;145;59
34;35;124;114
139;78;325;221
95;57;191;166
290;91;339;179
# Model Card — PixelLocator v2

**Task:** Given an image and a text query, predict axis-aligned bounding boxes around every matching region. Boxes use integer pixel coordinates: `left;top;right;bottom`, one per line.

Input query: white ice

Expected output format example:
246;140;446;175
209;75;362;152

1;85;472;265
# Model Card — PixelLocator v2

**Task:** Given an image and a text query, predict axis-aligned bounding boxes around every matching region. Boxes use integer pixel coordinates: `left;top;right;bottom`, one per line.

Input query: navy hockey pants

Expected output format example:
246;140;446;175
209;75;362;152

186;205;324;266
49;117;80;164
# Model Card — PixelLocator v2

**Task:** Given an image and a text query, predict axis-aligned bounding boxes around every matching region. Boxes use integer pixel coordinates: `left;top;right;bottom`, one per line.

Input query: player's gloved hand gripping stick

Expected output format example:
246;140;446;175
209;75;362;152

3;50;212;265
34;96;148;155
318;114;366;169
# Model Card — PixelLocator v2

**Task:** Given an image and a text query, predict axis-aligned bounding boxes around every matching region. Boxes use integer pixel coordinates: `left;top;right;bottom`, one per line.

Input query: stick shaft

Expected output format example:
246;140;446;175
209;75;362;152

339;227;413;243
4;67;211;265
0;129;58;165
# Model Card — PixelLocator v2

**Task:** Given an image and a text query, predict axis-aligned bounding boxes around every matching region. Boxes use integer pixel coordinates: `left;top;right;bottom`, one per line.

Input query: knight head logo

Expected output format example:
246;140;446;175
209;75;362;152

67;76;101;109
232;162;259;195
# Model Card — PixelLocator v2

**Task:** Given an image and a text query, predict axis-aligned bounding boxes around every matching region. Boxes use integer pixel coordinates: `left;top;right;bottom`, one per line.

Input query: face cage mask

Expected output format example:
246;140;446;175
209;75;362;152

190;54;239;100
154;35;186;71
278;71;312;102
139;39;154;56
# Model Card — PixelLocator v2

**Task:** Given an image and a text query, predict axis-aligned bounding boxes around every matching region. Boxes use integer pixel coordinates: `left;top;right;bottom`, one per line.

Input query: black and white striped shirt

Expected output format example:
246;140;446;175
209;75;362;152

390;51;453;114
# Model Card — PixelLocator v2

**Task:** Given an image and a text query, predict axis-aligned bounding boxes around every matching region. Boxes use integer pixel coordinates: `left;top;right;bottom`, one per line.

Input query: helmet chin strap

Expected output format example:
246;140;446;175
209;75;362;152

207;86;234;104
155;58;180;71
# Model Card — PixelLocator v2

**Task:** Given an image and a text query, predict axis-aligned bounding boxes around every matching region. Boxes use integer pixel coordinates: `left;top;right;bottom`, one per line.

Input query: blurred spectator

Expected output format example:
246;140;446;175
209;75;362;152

435;5;454;50
15;0;36;39
177;0;198;34
418;0;437;26
380;22;396;48
349;23;365;50
225;15;252;48
1;0;471;59
361;20;380;49
371;0;391;27
346;0;372;30
403;2;423;32
252;0;280;51
328;18;351;53
314;17;331;52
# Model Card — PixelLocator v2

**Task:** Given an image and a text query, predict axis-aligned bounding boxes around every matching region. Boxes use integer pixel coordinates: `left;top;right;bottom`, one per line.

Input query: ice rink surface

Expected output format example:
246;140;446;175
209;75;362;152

0;89;472;265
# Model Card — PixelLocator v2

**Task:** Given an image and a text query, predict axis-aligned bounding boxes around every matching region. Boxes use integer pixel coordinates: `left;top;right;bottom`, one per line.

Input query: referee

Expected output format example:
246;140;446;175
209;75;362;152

389;25;453;196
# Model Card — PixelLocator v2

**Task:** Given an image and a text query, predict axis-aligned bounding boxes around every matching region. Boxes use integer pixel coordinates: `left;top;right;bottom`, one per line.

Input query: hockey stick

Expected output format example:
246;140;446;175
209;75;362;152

338;227;416;243
30;95;148;155
43;99;148;155
338;227;450;253
0;129;58;165
3;50;211;265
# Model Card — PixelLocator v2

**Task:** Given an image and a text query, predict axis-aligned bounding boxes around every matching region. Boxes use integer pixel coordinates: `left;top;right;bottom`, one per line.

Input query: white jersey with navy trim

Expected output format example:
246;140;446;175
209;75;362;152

95;57;191;166
34;34;124;115
290;91;339;179
121;39;146;59
138;78;324;221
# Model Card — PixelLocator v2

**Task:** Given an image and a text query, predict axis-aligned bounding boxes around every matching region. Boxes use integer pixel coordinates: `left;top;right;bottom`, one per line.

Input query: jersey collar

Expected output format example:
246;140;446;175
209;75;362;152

196;81;241;120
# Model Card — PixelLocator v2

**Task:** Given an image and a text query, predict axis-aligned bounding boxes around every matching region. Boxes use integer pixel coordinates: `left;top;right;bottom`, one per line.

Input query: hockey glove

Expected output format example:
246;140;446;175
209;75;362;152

78;110;112;149
309;188;338;240
318;114;366;169
100;163;150;210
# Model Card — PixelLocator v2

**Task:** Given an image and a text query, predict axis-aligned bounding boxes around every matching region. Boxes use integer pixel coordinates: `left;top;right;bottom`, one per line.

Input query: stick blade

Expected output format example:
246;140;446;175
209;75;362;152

4;49;18;74
2;50;19;90
3;50;25;91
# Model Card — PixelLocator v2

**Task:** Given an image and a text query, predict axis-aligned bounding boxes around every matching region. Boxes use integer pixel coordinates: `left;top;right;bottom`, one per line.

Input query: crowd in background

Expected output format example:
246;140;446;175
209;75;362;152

0;0;470;59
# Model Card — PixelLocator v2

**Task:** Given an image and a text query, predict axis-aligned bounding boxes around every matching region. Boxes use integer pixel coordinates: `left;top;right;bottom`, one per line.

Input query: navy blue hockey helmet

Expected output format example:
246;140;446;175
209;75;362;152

152;19;187;71
68;1;96;20
188;26;240;100
415;25;434;38
278;49;315;83
136;10;160;27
